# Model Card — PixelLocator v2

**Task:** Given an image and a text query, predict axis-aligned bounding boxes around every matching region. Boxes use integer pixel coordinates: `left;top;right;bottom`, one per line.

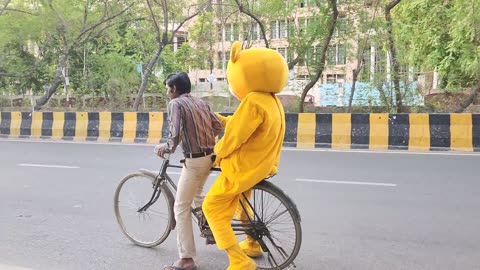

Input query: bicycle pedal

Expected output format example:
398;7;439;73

205;235;216;245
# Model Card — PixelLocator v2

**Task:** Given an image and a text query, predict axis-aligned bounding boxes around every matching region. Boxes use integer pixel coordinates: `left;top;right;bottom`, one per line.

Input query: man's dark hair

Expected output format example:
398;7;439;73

164;72;191;94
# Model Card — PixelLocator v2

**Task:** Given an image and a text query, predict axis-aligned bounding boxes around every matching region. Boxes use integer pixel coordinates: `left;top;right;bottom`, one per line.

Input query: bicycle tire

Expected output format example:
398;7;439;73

114;172;174;248
246;180;302;270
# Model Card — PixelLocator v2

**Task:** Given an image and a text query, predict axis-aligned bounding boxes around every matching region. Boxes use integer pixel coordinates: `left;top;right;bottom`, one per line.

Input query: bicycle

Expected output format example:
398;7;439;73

114;154;302;270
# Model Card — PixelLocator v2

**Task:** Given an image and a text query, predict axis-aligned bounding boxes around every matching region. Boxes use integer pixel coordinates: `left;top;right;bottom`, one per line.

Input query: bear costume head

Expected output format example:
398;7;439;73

226;41;289;100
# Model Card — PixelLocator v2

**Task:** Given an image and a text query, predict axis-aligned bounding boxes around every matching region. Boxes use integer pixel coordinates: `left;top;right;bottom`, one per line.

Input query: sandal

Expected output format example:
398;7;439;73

163;264;198;270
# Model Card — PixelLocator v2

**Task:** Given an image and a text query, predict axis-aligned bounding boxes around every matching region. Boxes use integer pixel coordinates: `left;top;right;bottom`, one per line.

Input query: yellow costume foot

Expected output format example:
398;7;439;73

226;258;256;270
239;239;263;258
226;243;257;270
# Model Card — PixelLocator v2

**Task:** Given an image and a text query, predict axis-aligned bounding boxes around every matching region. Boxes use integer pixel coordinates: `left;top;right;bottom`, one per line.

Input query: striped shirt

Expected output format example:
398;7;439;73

166;93;222;154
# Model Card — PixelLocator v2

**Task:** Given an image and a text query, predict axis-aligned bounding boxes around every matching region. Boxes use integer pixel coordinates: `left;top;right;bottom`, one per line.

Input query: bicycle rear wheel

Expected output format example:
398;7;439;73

114;172;173;248
237;180;302;270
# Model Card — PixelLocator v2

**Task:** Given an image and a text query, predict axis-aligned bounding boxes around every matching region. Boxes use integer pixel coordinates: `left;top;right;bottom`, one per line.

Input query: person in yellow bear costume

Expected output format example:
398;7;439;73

202;41;287;270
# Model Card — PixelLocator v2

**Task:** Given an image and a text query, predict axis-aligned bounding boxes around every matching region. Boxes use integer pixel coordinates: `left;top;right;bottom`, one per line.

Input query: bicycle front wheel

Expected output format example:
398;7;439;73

114;172;173;248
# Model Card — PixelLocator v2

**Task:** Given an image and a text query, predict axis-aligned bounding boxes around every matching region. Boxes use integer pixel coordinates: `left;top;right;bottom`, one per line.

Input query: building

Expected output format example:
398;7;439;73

184;0;425;108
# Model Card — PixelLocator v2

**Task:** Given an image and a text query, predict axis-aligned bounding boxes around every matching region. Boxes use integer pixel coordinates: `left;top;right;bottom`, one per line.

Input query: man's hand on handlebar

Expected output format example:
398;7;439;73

154;143;170;159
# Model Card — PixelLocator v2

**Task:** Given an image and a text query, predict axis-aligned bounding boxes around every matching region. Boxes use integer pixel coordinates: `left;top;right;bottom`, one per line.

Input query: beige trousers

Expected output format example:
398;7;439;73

175;154;212;259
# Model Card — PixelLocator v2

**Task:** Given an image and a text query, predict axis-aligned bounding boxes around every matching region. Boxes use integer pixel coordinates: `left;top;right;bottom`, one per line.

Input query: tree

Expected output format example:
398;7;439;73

15;0;136;110
346;0;382;112
394;0;480;111
298;0;338;112
131;0;205;111
385;0;403;112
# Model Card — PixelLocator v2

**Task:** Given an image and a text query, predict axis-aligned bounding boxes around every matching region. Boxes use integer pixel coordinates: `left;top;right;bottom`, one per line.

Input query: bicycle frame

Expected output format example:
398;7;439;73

138;156;261;234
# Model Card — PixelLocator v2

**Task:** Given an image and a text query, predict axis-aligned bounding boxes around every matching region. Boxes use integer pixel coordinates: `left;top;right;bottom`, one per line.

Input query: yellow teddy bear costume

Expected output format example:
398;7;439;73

202;41;288;270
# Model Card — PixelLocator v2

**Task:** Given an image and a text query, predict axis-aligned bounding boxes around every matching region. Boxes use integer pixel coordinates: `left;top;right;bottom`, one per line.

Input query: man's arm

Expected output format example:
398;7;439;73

165;101;182;153
211;110;223;136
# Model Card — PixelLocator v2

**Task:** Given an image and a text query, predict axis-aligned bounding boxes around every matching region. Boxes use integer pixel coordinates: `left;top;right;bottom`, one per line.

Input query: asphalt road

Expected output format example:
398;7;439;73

0;139;479;270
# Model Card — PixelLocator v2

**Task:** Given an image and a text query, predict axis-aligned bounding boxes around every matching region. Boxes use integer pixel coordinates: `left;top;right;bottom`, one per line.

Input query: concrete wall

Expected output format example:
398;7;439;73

1;112;479;151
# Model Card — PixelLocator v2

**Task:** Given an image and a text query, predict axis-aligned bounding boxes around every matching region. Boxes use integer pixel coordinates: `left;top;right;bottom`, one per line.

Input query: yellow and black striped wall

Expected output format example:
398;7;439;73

287;113;480;151
1;112;479;151
0;112;168;144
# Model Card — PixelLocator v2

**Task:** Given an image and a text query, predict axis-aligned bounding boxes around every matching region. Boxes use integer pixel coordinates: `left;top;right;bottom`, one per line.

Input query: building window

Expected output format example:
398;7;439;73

359;45;372;81
336;15;347;36
232;23;240;41
327;44;346;65
270;21;279;39
277;48;287;61
337;44;346;64
216;52;223;69
225;50;230;68
326;74;346;84
225;24;232;41
298;18;307;33
279;21;287;39
374;48;385;74
199;78;206;82
251;23;259;40
217;25;223;42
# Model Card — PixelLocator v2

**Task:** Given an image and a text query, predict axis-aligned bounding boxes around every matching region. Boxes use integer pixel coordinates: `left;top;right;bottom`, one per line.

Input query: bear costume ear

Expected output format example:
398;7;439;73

230;41;242;63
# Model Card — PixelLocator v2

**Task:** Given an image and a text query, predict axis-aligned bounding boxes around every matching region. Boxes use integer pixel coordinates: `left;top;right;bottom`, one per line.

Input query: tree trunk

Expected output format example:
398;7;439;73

235;0;269;48
376;81;391;112
385;0;403;113
347;66;362;112
34;53;68;111
133;46;163;111
454;79;480;112
298;0;338;113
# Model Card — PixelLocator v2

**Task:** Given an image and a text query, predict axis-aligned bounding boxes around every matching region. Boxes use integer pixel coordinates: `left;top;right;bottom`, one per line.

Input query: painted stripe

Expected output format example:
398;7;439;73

10;112;22;138
429;114;450;150
20;112;32;138
351;114;369;149
284;113;298;148
369;113;388;150
332;113;351;149
409;113;430;151
41;112;53;137
17;163;79;169
388;114;409;150
74;112;88;141
63;112;76;140
147;112;163;144
110;112;124;142
98;112;111;142
135;112;149;143
315;114;332;148
122;112;137;143
0;112;11;136
474;114;480;152
295;178;397;187
31;112;42;138
51;112;65;140
0;263;37;270
87;112;99;140
296;113;316;148
450;113;473;151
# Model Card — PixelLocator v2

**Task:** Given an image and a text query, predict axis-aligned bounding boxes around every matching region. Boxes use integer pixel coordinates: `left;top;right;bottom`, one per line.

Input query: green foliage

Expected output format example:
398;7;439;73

394;0;480;89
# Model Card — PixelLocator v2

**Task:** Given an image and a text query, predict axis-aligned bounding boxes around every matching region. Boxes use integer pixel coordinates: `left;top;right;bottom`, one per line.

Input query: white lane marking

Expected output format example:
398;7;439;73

295;178;397;187
17;163;80;169
1;138;478;156
0;263;37;270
